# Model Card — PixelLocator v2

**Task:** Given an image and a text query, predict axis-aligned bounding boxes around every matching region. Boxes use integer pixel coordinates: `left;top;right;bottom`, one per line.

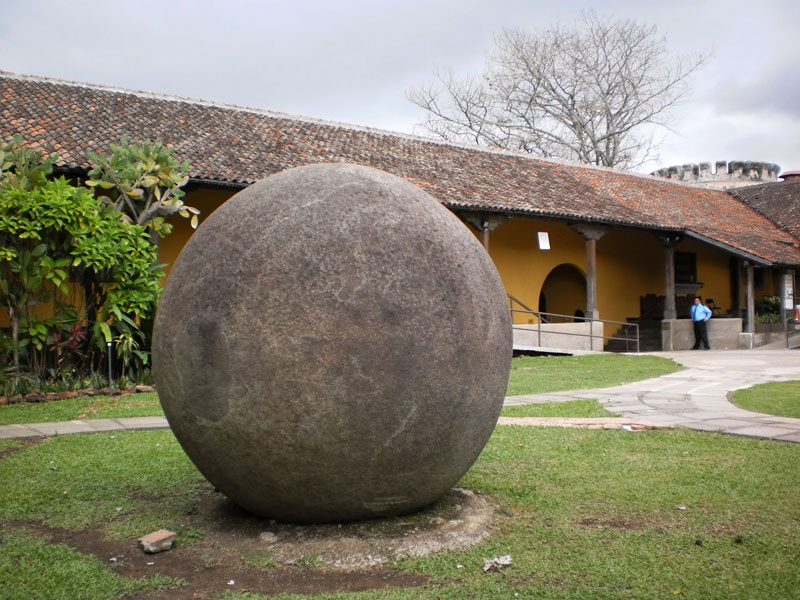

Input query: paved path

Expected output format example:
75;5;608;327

2;348;799;443
505;348;800;443
0;416;169;440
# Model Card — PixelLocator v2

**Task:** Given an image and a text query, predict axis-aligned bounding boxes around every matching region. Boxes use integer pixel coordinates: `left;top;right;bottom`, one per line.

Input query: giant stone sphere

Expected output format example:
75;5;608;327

153;163;512;523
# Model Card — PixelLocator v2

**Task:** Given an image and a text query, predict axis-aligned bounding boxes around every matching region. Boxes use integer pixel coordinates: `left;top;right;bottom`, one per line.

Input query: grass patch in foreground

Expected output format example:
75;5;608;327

0;439;24;453
0;529;181;600
1;427;798;600
732;380;800;418
0;391;163;425
0;430;202;535
506;353;681;396
501;398;616;418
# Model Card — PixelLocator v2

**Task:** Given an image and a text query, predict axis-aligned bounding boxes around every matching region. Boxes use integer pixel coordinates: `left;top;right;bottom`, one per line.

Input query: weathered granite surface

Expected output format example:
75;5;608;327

153;163;511;522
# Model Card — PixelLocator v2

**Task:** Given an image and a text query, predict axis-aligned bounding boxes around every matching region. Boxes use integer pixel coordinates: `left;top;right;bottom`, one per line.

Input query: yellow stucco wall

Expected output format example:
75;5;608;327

485;219;668;325
674;238;734;316
478;218;753;333
486;220;586;321
595;228;664;324
541;264;586;321
754;267;778;300
158;187;237;276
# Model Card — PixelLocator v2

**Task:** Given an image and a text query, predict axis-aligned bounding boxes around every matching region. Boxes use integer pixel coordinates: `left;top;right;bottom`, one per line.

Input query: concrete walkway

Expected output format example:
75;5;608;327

0;415;169;440
1;348;798;443
505;348;800;443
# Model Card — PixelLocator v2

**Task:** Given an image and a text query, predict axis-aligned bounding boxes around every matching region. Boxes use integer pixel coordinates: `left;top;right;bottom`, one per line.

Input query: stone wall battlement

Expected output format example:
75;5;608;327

652;160;781;189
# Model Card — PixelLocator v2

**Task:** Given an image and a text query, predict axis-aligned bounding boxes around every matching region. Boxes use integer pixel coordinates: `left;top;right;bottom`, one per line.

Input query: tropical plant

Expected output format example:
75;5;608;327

755;295;783;324
86;136;198;245
0;134;56;190
754;312;782;325
1;137;163;383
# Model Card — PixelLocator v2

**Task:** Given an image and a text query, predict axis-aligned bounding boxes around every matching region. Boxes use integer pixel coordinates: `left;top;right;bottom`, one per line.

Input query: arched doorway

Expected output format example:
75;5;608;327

539;264;587;321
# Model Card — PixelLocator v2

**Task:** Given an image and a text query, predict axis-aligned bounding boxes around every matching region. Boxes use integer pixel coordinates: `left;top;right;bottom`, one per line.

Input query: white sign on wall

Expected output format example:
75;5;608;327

784;273;795;309
538;232;550;250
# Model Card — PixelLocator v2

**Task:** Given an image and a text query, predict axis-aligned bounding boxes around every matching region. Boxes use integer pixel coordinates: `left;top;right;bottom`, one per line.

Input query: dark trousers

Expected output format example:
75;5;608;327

692;320;710;349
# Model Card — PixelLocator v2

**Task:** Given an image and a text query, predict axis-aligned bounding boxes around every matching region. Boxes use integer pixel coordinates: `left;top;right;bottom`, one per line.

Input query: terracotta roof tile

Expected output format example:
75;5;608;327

2;72;799;266
730;181;800;241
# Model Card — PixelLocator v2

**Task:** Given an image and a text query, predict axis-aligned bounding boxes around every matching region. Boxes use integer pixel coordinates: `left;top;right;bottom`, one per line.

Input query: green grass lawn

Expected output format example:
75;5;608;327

0;439;25;455
0;530;180;600
732;380;800;418
1;427;797;599
0;391;163;425
501;398;616;418
506;353;682;396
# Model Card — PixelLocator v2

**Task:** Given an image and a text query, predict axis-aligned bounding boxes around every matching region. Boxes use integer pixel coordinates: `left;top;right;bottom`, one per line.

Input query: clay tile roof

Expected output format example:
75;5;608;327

3;71;800;266
730;181;800;242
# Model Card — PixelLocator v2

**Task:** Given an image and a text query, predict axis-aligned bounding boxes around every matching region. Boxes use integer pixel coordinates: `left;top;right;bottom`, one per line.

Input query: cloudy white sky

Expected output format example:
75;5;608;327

2;0;798;174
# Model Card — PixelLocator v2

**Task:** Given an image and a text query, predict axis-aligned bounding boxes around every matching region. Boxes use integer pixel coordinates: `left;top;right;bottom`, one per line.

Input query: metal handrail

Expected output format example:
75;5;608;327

507;294;640;353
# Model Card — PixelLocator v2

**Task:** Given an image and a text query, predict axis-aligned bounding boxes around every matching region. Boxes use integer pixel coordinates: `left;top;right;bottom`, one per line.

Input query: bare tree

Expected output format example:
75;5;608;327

408;13;709;169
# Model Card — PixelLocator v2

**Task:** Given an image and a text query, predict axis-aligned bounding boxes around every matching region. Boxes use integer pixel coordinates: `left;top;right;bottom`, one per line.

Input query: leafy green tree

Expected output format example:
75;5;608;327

0;134;56;190
1;136;69;371
86;137;198;245
1;137;162;380
83;137;196;381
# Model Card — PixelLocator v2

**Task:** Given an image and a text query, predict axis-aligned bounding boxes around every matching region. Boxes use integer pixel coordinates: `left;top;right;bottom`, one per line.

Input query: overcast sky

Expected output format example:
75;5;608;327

2;0;798;174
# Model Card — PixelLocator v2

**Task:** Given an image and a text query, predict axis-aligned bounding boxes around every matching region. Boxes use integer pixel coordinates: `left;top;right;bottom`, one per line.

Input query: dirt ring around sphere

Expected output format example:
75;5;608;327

250;488;494;569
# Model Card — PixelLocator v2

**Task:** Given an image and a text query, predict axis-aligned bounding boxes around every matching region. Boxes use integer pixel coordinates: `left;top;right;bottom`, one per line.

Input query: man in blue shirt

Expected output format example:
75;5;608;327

691;296;712;350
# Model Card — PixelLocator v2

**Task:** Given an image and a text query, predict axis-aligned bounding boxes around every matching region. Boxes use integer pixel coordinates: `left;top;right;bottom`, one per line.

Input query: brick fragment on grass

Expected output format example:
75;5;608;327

137;529;177;553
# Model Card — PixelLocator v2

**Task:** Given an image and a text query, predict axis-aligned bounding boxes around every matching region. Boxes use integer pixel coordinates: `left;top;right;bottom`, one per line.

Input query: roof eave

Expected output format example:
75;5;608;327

682;230;772;267
185;177;250;190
